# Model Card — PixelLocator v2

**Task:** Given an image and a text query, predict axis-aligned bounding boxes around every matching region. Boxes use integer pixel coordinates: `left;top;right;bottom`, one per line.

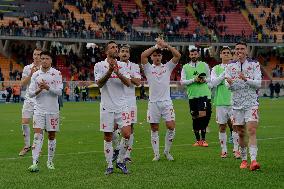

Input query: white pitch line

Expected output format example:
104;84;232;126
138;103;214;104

0;136;283;161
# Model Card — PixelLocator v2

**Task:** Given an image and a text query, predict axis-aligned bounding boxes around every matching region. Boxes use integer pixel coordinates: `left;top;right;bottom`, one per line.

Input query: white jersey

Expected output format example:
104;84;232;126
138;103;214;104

94;59;130;112
28;67;63;115
225;59;262;109
22;63;40;102
123;61;141;107
143;61;176;102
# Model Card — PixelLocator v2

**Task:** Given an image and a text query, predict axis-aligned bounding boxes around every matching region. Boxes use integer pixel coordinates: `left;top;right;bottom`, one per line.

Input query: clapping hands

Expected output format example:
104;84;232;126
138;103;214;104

38;79;49;90
155;38;169;49
108;59;119;74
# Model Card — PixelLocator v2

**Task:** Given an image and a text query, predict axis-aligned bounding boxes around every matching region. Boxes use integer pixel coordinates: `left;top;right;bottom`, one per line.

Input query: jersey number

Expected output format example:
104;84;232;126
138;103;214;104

122;112;130;120
50;118;58;129
131;111;135;118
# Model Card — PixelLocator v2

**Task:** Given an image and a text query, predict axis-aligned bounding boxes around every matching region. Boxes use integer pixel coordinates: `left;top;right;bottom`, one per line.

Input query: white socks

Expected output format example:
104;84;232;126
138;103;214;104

112;129;120;151
22;124;30;148
48;139;56;163
164;129;175;153
240;147;247;161
151;131;159;156
32;133;43;165
219;132;227;153
104;140;113;168
249;145;258;161
117;137;129;163
125;133;134;158
232;131;239;152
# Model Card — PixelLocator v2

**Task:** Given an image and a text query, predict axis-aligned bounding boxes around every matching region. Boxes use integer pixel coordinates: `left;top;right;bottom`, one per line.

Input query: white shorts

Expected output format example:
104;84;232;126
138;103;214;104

216;106;233;124
22;100;35;119
33;113;60;131
129;106;137;124
147;100;175;123
100;105;131;132
232;106;259;125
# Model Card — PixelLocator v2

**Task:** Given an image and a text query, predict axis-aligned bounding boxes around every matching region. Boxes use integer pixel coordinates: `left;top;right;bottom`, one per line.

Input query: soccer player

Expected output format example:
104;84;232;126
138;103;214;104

94;41;132;175
180;48;212;147
211;46;240;158
112;44;141;163
19;48;42;156
141;38;181;161
225;42;261;171
27;51;63;172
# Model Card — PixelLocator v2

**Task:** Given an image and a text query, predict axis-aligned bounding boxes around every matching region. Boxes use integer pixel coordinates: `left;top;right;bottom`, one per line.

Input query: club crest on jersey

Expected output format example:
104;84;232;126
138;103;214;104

193;71;199;76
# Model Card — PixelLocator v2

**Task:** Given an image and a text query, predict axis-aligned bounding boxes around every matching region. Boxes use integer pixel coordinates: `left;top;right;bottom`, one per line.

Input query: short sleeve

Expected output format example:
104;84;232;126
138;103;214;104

94;63;102;82
166;60;176;73
132;64;141;79
22;66;30;78
143;62;151;76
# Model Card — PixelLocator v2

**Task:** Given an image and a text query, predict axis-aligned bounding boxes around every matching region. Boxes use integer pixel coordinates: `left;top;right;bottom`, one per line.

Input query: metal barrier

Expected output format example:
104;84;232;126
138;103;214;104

0;80;283;103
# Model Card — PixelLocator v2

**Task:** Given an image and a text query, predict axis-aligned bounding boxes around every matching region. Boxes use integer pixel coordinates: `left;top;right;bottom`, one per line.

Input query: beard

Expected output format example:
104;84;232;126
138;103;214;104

191;57;197;62
110;52;118;59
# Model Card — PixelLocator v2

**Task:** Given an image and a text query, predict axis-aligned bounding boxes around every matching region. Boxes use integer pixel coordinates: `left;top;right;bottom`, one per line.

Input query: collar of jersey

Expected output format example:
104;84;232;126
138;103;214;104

39;67;52;74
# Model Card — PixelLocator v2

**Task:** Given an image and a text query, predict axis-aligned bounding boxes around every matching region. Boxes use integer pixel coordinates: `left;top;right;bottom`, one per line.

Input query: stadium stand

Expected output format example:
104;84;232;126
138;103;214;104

0;0;283;84
245;0;284;42
0;0;275;43
0;54;22;81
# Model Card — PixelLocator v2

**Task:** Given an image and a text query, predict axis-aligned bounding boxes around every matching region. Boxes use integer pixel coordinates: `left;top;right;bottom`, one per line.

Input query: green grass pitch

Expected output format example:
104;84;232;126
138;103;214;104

0;98;283;189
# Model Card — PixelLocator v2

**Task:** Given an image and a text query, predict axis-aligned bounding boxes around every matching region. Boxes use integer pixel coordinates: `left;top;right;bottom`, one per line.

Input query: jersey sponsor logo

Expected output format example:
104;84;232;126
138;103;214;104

193;71;199;76
151;69;167;76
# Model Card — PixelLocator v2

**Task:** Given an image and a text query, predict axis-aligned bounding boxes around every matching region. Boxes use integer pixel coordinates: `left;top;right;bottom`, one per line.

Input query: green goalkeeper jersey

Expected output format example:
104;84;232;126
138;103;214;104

182;61;211;99
212;64;231;106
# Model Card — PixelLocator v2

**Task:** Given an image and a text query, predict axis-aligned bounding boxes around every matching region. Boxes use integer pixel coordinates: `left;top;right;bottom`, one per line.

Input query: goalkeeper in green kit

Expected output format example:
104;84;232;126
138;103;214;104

181;48;212;147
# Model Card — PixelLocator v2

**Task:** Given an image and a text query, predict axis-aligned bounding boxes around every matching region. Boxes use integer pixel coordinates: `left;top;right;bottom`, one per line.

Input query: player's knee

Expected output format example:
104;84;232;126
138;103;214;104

22;118;29;124
123;132;131;139
48;132;56;140
104;134;112;142
166;120;175;130
237;128;246;138
219;124;226;132
151;124;159;132
247;127;256;136
33;128;41;134
104;132;113;141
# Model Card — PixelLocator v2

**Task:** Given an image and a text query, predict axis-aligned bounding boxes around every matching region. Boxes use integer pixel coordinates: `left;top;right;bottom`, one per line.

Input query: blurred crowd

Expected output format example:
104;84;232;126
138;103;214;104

0;0;282;43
